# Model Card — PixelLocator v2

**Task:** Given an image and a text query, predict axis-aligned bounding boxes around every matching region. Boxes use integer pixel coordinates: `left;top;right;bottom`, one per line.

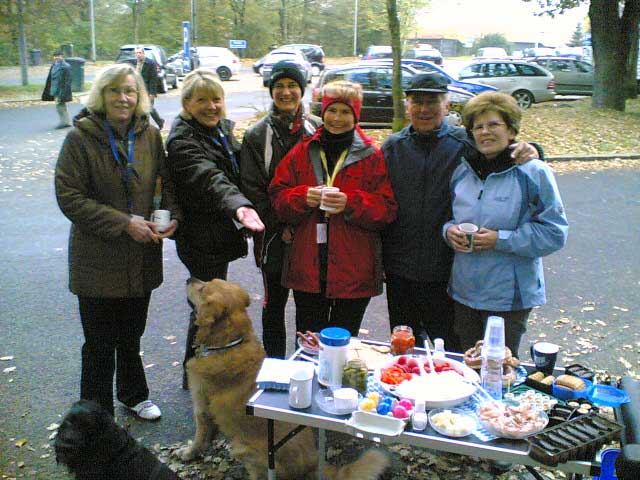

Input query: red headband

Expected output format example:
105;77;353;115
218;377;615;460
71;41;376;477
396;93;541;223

321;95;362;122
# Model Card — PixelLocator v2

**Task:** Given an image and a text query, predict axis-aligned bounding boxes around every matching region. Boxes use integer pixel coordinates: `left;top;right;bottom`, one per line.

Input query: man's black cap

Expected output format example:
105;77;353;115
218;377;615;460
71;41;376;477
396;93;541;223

405;72;450;95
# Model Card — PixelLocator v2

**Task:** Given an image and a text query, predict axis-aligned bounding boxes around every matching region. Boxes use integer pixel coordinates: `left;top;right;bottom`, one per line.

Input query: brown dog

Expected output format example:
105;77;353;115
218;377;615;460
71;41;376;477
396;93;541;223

178;278;389;480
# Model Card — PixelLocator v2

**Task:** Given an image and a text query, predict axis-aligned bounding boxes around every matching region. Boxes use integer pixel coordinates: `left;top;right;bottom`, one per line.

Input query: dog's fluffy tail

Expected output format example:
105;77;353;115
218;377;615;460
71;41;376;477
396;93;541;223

323;449;389;480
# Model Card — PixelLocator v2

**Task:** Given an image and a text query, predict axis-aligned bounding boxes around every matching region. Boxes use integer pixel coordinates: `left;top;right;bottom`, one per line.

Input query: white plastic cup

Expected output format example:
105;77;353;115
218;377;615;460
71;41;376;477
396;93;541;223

333;387;359;411
319;186;340;212
152;209;171;232
288;367;314;409
458;222;479;253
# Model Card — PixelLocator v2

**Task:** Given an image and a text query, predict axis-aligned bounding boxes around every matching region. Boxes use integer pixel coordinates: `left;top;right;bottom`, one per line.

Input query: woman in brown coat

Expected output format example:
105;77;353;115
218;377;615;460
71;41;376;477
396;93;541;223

55;63;181;419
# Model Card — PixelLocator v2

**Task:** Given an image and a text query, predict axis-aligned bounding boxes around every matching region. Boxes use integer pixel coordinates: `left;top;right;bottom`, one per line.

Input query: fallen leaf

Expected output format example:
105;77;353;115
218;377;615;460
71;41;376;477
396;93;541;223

0;355;14;361
46;423;59;431
581;306;595;312
3;366;16;373
595;320;607;326
619;357;633;369
163;335;176;341
144;364;155;369
613;306;629;312
15;438;28;447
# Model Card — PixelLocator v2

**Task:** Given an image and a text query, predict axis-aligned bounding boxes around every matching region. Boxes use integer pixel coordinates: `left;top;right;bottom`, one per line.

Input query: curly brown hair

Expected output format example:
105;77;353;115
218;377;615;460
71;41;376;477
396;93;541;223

462;91;521;135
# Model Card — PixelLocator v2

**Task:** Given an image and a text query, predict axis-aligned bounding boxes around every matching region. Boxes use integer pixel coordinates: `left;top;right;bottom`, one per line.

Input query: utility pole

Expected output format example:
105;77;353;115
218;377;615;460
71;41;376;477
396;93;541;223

353;0;358;56
191;0;198;46
17;0;29;85
90;0;96;61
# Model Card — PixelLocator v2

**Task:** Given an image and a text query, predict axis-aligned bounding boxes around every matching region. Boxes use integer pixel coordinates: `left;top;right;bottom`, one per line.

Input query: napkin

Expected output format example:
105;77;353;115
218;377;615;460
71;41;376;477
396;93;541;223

256;359;314;391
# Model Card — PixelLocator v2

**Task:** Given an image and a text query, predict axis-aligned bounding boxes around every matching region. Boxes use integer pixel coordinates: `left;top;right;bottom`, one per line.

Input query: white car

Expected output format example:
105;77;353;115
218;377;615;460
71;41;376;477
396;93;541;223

193;46;241;81
458;60;556;109
260;50;312;86
168;46;240;81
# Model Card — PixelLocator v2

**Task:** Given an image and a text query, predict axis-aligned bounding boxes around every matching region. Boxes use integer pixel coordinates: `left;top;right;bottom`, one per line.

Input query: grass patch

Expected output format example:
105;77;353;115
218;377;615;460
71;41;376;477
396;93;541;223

0;83;44;96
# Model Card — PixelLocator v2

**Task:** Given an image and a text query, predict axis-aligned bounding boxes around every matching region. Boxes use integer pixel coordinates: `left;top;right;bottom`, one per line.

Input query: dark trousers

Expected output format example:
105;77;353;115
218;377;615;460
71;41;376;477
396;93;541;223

149;96;164;129
293;289;370;338
183;263;229;372
261;270;290;358
453;301;532;357
386;275;461;353
78;294;151;416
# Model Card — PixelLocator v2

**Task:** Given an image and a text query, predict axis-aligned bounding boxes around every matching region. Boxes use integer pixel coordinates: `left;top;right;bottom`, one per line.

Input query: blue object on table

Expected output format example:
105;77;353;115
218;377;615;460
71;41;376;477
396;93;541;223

592;448;620;480
588;384;631;408
553;379;593;400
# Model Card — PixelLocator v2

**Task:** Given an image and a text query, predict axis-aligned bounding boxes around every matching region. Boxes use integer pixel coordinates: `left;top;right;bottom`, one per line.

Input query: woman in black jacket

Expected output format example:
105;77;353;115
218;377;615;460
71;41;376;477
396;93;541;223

166;69;264;388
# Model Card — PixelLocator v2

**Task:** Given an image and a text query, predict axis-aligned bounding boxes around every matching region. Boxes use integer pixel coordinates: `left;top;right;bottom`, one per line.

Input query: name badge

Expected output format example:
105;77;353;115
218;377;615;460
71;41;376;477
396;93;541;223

316;223;327;244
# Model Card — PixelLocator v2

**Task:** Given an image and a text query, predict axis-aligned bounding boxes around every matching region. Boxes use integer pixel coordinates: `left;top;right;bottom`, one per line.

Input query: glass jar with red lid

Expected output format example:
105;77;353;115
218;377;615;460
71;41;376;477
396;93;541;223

390;325;415;355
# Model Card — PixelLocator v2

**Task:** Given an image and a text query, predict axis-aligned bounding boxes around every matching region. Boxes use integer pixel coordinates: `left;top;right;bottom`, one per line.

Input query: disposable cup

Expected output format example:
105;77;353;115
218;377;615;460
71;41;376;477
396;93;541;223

458;223;479;253
320;186;340;212
152;209;171;232
530;342;560;375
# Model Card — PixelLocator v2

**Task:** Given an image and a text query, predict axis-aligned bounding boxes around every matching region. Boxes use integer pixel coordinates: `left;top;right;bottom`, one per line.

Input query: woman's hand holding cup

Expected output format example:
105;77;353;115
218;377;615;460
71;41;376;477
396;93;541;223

446;224;471;253
306;185;324;208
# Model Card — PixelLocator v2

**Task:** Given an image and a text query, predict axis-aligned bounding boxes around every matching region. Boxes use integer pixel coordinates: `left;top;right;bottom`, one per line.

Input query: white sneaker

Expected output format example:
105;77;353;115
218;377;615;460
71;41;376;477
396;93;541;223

129;400;161;420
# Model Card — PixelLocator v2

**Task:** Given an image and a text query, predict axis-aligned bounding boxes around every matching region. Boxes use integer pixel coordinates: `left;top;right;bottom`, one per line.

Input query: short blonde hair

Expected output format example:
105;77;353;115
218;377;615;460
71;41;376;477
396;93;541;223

85;63;151;117
180;68;226;119
321;80;363;102
462;91;521;135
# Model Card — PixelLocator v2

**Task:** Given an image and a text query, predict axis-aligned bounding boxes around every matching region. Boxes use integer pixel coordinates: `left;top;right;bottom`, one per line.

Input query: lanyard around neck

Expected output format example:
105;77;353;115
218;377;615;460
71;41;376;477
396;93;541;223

105;121;135;213
212;127;238;174
320;149;348;187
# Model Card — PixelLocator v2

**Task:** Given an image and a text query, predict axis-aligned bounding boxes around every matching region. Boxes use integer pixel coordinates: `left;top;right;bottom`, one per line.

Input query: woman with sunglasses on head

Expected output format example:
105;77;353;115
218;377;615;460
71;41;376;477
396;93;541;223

55;63;181;420
165;69;264;389
444;91;568;357
269;80;397;338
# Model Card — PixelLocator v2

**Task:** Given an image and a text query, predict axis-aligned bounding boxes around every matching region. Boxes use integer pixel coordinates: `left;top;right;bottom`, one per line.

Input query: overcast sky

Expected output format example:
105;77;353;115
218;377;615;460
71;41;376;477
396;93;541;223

415;0;590;46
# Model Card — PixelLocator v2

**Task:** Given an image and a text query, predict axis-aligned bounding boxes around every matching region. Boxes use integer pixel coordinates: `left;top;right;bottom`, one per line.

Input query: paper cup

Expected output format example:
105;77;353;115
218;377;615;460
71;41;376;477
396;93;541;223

320;186;340;212
152;209;171;232
458;223;479;253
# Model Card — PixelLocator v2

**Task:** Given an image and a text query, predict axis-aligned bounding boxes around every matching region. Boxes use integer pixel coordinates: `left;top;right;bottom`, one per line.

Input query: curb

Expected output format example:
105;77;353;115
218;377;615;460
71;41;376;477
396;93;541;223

547;154;640;162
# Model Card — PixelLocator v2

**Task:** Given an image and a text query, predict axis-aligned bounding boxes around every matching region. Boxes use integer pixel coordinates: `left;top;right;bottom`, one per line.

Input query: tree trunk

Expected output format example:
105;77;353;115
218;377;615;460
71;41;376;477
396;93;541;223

386;0;404;132
280;0;287;44
589;0;640;111
625;26;638;99
131;0;140;43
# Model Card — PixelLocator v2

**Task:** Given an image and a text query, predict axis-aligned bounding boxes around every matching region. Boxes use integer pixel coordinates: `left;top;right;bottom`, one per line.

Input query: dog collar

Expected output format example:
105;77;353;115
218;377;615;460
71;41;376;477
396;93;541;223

195;337;244;358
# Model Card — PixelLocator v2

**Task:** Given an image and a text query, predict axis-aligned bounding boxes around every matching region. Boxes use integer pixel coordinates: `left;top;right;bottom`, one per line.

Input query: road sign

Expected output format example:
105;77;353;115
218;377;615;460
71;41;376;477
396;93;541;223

183;21;191;72
229;40;247;49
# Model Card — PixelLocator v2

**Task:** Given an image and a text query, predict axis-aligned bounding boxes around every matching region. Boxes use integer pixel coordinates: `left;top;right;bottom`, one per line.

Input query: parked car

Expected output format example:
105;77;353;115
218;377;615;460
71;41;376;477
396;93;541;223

522;47;556;58
529;56;593;95
260;50;313;86
310;62;474;128
404;47;443;65
166;48;199;77
473;47;509;59
360;58;497;95
362;45;392;60
185;46;241;81
458;59;555;108
116;44;177;92
253;44;325;76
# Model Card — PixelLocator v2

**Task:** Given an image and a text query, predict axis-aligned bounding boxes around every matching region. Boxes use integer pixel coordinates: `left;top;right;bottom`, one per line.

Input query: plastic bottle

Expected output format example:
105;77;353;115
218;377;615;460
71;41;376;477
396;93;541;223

433;338;446;360
412;400;428;431
481;316;505;400
317;327;351;387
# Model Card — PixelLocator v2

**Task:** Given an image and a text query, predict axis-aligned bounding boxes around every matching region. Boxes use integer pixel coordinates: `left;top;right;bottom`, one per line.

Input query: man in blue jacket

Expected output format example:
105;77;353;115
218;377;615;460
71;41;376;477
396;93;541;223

42;50;72;129
382;73;538;353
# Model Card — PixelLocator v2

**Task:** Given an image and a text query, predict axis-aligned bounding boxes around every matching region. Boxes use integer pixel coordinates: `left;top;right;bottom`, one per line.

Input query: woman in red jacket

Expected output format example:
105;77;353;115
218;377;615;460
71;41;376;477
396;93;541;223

269;80;397;336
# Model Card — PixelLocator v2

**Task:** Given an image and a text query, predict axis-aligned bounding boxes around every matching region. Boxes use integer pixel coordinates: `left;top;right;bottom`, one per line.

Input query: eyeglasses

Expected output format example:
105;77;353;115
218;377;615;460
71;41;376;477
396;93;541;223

472;121;506;133
107;87;139;97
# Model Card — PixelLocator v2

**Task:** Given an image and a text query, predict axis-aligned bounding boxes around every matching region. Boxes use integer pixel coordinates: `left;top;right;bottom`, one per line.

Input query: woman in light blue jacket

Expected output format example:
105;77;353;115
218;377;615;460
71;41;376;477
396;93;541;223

444;92;568;357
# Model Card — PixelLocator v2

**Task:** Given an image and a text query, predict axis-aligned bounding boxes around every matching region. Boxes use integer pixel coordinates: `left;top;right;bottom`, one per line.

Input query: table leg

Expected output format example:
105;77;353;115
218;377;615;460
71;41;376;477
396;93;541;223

268;419;276;480
318;428;326;480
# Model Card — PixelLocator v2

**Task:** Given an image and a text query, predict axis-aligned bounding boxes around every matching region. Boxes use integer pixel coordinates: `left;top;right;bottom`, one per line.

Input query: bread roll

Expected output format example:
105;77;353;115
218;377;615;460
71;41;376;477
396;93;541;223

541;375;555;385
555;374;586;391
528;372;545;382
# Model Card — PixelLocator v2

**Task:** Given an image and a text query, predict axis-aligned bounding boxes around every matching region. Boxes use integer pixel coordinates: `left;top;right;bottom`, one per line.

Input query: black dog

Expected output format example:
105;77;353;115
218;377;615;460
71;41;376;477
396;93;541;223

55;400;178;480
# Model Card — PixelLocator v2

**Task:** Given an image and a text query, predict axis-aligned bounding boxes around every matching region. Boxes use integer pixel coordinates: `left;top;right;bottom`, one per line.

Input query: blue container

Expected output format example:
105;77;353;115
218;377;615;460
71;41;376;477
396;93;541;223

592;448;619;480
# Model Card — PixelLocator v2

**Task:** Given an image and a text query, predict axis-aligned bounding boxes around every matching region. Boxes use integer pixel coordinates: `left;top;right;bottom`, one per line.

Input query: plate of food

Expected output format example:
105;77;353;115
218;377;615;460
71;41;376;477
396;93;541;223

296;331;320;356
428;407;477;437
477;401;548;439
376;355;479;408
463;340;525;389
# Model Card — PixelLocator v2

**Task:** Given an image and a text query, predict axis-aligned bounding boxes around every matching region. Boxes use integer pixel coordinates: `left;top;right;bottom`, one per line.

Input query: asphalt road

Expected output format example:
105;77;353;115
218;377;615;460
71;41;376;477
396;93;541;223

0;99;638;478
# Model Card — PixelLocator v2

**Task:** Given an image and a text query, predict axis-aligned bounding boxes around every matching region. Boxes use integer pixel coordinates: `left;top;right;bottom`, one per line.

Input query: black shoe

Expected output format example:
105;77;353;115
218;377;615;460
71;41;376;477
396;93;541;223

182;370;189;390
